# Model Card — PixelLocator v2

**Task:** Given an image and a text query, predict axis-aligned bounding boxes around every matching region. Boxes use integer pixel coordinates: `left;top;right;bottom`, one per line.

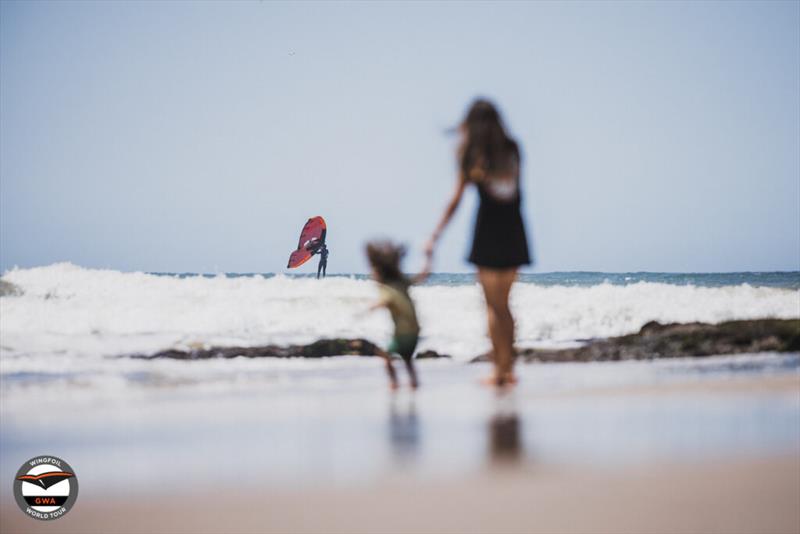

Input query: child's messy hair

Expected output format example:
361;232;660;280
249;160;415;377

365;240;408;284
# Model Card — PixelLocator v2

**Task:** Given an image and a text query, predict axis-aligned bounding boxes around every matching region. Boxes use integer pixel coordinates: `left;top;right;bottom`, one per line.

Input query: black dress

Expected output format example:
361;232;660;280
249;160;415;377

467;172;531;269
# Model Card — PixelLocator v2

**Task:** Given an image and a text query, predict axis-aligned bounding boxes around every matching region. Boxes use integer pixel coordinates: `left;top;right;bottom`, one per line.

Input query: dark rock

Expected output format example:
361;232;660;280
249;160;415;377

131;338;451;360
130;319;799;362
132;338;381;360
415;350;451;359
0;279;22;297
488;319;800;364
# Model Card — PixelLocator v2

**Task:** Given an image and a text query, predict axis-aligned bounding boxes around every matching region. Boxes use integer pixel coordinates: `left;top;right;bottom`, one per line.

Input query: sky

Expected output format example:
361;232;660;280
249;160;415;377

1;0;798;274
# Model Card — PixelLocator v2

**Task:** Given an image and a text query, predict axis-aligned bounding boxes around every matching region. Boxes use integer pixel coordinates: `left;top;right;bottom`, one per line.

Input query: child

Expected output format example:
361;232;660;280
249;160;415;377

365;240;426;390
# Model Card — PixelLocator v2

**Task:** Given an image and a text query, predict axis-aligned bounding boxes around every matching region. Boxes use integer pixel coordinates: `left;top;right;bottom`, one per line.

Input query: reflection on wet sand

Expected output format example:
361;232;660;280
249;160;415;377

489;395;524;465
388;397;420;463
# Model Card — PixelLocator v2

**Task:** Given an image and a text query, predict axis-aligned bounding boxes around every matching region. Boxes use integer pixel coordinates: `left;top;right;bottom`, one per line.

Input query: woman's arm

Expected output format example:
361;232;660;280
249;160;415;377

423;176;468;265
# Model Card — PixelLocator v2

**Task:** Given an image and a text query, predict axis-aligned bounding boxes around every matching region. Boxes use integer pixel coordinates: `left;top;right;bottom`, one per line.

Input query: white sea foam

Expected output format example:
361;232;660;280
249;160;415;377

1;263;798;365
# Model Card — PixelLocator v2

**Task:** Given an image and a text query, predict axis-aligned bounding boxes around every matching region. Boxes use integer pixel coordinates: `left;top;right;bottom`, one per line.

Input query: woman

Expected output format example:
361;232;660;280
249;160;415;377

424;99;531;386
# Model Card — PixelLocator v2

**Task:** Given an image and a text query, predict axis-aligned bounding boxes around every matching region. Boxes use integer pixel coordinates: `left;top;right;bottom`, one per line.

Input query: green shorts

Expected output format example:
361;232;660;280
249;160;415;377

387;333;419;360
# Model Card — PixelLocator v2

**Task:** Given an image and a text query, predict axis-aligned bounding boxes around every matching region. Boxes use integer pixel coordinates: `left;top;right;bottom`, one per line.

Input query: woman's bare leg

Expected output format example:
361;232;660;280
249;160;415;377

478;268;518;386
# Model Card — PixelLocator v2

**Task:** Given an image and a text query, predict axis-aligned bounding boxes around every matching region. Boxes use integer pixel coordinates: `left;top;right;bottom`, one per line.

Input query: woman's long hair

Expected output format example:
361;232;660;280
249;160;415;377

459;99;518;181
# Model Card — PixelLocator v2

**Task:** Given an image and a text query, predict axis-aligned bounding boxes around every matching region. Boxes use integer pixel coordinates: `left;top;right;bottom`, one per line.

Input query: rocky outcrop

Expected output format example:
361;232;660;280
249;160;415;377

416;350;451;359
0;279;22;297
131;319;798;362
133;338;452;360
471;319;800;363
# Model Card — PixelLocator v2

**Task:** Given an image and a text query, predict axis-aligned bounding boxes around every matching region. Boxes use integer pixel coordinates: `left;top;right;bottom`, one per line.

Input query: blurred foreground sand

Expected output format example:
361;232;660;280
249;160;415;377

2;373;798;534
3;454;798;533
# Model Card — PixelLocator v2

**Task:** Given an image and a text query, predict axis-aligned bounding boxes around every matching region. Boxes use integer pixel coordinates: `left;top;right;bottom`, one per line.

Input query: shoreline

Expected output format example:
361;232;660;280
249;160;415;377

514;371;800;399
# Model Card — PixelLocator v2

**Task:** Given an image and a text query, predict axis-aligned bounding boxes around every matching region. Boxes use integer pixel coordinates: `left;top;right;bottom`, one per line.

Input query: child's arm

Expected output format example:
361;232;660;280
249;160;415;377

366;299;387;312
353;298;388;320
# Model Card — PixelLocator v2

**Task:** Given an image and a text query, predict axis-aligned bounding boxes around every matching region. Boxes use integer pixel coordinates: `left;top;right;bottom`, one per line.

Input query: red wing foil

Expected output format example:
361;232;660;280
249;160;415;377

288;249;313;269
287;216;327;269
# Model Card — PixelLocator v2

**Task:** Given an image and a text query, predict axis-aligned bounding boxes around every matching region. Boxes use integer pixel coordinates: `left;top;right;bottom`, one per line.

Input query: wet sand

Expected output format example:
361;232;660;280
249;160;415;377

2;455;798;534
2;362;798;534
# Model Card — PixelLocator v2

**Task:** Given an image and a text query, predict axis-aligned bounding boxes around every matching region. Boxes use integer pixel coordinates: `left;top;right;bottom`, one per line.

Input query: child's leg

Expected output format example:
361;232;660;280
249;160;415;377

376;348;399;389
402;356;419;389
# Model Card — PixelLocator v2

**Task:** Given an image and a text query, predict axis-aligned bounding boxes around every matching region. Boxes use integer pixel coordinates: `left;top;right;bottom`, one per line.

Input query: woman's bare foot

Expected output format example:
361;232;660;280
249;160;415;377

480;374;499;386
480;372;517;388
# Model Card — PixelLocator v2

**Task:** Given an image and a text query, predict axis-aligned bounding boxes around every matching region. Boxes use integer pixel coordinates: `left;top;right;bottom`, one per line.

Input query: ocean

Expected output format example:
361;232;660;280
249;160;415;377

1;263;798;493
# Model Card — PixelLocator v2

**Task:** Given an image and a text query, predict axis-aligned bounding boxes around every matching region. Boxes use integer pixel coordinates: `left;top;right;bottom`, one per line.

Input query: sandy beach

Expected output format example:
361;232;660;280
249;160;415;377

2;370;798;534
3;452;797;534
